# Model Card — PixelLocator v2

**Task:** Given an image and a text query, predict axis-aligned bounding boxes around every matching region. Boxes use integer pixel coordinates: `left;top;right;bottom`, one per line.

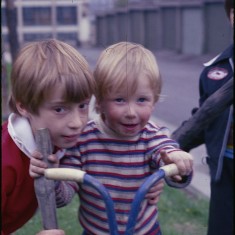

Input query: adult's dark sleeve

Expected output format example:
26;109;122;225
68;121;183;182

171;79;233;151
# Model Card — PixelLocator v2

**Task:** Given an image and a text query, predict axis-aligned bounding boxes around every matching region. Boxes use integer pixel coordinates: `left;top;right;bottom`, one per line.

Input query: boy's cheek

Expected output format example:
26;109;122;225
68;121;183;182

28;118;46;136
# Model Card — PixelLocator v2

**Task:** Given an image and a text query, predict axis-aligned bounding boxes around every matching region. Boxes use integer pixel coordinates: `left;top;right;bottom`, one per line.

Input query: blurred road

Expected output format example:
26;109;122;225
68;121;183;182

78;46;212;199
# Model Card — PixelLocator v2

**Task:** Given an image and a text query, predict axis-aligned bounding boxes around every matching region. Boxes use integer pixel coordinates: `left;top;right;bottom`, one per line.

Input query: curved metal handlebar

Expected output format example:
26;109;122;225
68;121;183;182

125;163;179;234
45;168;86;182
160;163;179;176
44;164;179;182
44;164;179;235
45;168;119;235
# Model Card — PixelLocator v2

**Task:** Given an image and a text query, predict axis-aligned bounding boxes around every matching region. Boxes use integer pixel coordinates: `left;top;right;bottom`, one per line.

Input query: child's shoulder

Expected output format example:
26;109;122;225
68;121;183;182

2;121;17;146
85;119;96;128
2;120;26;165
145;120;171;137
80;119;99;135
2;121;10;141
2;120;8;129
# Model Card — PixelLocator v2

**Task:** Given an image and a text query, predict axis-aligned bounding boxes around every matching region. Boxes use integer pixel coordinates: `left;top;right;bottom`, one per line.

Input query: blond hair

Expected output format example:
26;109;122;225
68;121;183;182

9;39;95;115
94;41;161;103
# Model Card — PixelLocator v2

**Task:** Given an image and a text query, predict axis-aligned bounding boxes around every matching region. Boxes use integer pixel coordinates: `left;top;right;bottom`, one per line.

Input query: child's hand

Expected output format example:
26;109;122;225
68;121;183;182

145;179;165;205
29;151;59;178
36;229;65;235
160;150;193;181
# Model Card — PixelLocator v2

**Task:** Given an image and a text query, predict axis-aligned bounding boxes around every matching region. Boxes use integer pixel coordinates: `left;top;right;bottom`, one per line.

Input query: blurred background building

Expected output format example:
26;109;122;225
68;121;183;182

1;0;233;121
2;0;90;48
94;0;233;55
1;0;232;58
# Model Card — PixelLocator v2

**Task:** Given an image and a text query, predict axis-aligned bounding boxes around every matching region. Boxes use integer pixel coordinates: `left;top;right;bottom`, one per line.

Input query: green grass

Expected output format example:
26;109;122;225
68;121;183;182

158;187;209;235
15;186;209;235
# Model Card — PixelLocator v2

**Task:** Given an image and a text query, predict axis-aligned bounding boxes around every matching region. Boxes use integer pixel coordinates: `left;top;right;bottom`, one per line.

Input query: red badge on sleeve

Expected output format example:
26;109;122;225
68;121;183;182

207;67;228;80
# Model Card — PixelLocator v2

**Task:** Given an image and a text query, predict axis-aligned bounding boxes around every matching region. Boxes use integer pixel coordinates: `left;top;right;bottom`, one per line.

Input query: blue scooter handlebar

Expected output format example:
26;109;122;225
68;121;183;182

45;164;179;235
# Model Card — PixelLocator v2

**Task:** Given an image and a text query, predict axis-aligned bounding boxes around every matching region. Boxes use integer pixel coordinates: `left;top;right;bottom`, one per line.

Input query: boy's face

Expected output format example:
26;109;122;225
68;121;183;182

19;83;90;149
99;78;155;137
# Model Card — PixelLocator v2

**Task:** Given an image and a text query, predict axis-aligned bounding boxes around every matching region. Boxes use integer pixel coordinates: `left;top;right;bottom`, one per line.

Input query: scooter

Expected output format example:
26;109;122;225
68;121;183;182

45;164;179;235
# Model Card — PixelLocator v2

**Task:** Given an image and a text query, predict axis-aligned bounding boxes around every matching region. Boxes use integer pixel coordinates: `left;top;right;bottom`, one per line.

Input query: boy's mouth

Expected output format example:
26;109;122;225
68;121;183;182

122;123;138;130
62;134;79;141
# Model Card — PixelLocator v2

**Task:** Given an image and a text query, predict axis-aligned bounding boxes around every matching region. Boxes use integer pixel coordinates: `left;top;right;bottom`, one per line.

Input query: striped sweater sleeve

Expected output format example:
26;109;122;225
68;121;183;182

146;123;193;188
54;147;82;207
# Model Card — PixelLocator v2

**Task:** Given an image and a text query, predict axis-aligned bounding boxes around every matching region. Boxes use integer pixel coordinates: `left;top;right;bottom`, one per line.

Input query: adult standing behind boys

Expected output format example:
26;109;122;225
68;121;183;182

1;39;96;235
172;0;233;234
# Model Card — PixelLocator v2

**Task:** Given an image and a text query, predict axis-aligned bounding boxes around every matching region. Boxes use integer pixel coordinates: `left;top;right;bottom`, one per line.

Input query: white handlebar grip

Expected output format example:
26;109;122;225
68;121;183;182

45;168;86;183
160;164;179;177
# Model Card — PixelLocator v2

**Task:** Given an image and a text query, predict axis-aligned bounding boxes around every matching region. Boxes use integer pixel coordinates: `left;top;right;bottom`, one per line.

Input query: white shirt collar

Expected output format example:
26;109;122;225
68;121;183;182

8;113;65;159
203;53;220;67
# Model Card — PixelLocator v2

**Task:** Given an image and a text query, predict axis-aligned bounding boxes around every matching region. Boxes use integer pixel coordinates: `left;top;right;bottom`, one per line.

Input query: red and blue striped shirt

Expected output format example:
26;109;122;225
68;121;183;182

57;117;190;234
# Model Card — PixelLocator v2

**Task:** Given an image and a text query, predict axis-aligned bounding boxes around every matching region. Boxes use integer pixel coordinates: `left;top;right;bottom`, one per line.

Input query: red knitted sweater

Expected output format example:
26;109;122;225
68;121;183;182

1;121;38;235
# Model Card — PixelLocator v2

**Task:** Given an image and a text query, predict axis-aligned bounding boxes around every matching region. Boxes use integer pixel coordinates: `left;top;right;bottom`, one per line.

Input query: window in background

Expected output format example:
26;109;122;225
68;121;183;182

23;7;51;25
57;6;77;25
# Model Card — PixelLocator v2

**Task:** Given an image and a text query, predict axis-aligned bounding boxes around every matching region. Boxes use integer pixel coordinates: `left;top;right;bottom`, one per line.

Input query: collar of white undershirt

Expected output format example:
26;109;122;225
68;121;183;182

8;113;65;159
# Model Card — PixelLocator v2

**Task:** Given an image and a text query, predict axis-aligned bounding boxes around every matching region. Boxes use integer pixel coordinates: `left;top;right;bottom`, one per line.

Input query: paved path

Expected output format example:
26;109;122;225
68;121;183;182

78;46;212;199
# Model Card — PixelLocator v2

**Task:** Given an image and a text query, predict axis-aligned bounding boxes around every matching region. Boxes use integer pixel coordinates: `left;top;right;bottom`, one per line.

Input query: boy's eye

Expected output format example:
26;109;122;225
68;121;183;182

138;97;147;102
79;103;89;110
54;107;65;113
115;98;125;103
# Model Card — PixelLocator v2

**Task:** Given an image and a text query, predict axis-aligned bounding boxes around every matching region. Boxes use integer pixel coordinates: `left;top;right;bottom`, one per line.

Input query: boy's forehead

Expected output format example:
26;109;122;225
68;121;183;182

43;79;91;102
42;94;90;108
107;79;152;96
42;82;70;104
44;82;65;98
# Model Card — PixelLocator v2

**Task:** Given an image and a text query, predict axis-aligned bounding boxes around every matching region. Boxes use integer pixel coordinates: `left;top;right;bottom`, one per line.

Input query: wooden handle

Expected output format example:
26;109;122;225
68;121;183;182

45;168;86;183
160;164;179;177
34;128;58;229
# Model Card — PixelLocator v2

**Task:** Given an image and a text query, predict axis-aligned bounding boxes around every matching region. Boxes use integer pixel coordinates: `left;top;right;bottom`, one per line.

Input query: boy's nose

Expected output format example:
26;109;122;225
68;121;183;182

68;117;83;129
126;103;137;118
68;112;84;129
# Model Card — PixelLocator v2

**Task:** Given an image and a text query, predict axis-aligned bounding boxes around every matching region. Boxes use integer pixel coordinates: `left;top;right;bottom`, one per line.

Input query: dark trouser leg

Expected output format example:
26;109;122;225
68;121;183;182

207;158;233;235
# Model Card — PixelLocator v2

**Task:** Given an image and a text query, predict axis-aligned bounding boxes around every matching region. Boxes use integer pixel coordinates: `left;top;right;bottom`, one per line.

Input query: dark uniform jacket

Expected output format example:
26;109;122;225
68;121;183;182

198;44;233;182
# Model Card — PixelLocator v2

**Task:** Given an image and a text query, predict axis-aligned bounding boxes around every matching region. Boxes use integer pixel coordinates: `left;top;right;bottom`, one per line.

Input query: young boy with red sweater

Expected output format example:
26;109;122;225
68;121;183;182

1;39;95;235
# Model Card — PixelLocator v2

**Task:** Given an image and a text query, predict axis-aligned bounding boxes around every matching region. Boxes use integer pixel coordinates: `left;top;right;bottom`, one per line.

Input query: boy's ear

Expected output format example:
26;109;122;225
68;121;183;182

16;102;30;117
